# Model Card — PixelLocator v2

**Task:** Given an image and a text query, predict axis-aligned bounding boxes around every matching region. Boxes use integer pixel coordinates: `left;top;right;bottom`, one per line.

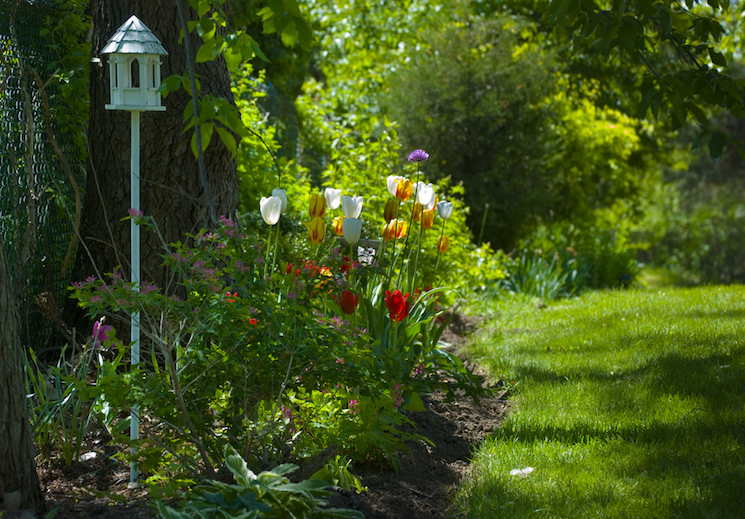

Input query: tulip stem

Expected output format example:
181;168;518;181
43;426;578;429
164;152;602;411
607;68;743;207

433;219;446;285
271;223;280;276
398;168;421;288
349;244;354;289
264;225;273;279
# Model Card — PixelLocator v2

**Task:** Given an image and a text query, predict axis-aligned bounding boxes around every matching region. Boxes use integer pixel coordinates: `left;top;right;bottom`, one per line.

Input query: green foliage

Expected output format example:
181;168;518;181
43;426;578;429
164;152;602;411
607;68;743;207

40;0;91;163
156;445;363;518
385;13;557;248
513;221;639;294
25;338;126;466
310;456;365;493
545;0;745;157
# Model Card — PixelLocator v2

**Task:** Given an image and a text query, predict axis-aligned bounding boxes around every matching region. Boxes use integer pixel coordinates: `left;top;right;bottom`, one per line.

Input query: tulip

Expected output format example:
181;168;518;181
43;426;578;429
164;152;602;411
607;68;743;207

304;216;325;245
324;187;342;210
421;208;435;230
332;215;344;236
394;178;413;202
343;217;362;245
272;188;288;214
260;196;282;225
387;175;404;197
309;193;326;218
342;195;364;219
412;202;423;223
382;219;408;242
385;289;410;322
340;290;359;315
437;235;450;253
383;199;398;222
416;182;435;208
437;200;453;220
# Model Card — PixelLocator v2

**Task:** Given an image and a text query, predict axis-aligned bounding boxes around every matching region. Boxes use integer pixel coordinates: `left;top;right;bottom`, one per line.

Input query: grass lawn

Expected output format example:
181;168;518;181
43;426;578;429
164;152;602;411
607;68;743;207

454;286;745;518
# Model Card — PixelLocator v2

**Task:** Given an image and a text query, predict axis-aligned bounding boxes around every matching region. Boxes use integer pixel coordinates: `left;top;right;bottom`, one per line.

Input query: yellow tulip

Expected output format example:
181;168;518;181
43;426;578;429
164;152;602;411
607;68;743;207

395;178;413;202
332;215;344;236
382;219;408;242
437;235;450;253
309;193;326;218
384;199;398;222
421;208;435;230
304;217;325;245
412;202;423;223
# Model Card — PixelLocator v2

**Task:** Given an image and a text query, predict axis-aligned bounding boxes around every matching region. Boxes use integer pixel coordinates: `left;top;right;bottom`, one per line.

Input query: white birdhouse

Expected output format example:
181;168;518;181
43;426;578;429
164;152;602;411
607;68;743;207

102;15;168;111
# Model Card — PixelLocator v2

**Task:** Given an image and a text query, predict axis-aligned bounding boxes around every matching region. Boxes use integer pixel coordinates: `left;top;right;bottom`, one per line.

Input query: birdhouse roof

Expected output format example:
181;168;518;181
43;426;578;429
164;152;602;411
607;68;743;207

101;15;168;55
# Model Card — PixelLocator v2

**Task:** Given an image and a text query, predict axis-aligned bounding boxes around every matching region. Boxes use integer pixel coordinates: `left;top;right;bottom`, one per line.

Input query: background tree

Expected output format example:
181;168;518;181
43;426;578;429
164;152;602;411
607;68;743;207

0;235;45;515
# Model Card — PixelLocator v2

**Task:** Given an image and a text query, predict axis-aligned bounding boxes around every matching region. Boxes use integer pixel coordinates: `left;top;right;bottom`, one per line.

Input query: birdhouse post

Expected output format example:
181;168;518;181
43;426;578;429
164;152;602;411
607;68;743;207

101;15;167;487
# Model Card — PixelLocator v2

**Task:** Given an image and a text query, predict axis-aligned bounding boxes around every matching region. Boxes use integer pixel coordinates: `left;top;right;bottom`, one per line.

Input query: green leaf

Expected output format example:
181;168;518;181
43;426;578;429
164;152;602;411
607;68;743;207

709;130;727;159
216;127;237;158
658;6;672;35
195;37;224;63
685;102;710;126
225;445;257;487
709;48;727;67
197;18;216;40
402;390;426;412
280;18;298;47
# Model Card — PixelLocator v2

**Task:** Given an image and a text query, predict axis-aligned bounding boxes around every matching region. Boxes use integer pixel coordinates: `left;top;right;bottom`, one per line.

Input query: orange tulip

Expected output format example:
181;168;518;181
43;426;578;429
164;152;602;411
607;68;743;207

421;208;435;230
304;217;325;245
383;199;398;222
395;178;413;202
382;219;408;242
309;193;326;218
332;215;344;236
437;235;450;253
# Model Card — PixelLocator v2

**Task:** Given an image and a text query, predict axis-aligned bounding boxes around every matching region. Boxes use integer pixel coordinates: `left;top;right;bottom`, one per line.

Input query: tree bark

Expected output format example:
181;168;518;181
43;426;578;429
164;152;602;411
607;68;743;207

57;0;239;344
0;235;46;515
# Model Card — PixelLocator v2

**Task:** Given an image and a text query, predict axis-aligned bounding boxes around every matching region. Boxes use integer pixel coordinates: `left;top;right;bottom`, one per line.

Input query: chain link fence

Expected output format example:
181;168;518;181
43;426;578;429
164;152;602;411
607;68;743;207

1;0;87;352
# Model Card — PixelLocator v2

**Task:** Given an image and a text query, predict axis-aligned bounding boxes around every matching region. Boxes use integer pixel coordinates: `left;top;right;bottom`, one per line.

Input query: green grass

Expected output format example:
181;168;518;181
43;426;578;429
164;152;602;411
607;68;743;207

454;286;745;519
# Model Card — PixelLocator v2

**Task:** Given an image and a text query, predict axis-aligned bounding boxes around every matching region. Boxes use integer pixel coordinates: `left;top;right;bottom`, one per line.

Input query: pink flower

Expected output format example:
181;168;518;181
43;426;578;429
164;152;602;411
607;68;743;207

92;320;112;349
128;208;144;218
219;215;235;227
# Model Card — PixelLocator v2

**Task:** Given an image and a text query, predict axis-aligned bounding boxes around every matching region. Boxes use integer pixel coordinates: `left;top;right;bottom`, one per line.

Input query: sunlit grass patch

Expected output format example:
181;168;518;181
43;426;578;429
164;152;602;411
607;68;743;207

455;286;745;518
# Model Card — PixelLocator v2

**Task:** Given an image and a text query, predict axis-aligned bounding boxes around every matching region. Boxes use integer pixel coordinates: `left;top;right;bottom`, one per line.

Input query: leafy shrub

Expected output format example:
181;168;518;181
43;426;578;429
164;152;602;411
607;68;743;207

502;222;638;298
156;445;363;519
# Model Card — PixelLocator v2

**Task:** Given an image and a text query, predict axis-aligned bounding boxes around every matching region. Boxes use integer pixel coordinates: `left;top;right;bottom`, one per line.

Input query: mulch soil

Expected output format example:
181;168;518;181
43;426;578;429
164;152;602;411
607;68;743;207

34;313;510;519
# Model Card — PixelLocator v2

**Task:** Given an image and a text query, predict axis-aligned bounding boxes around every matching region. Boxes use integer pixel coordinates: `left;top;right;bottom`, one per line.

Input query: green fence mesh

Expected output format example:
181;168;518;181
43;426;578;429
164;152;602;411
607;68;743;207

1;0;87;352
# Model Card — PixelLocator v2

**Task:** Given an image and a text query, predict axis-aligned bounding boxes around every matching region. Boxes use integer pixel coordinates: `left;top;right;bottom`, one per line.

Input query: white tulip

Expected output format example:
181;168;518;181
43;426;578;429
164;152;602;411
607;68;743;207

324;187;342;210
386;175;404;197
272;188;288;214
437;200;453;220
416;182;435;208
343;217;363;245
341;195;364;219
260;196;282;225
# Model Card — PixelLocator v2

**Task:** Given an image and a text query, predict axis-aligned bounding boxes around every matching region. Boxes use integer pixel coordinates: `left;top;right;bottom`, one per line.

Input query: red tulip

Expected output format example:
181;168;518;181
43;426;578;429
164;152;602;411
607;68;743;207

340;290;359;314
384;289;410;322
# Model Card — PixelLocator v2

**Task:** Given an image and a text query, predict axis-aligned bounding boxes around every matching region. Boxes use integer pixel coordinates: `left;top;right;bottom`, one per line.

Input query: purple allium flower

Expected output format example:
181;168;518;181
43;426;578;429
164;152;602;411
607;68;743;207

287;291;297;300
407;149;429;162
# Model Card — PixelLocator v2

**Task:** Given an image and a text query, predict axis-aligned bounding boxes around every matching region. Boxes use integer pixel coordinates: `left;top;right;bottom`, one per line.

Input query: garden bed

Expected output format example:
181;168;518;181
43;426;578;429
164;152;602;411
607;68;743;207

38;314;508;519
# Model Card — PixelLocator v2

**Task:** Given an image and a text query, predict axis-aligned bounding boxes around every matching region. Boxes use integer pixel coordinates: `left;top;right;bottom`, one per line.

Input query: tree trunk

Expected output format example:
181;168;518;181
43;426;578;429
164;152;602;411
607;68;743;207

0;236;46;516
58;0;239;344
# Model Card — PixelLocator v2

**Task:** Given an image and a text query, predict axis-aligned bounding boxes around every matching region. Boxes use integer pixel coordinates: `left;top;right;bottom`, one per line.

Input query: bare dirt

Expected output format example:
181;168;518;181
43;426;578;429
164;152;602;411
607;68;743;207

36;314;510;519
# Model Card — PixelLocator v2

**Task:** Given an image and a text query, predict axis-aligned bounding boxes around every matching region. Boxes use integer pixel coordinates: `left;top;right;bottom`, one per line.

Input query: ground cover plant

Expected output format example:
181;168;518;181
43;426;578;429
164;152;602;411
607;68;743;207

457;287;745;518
